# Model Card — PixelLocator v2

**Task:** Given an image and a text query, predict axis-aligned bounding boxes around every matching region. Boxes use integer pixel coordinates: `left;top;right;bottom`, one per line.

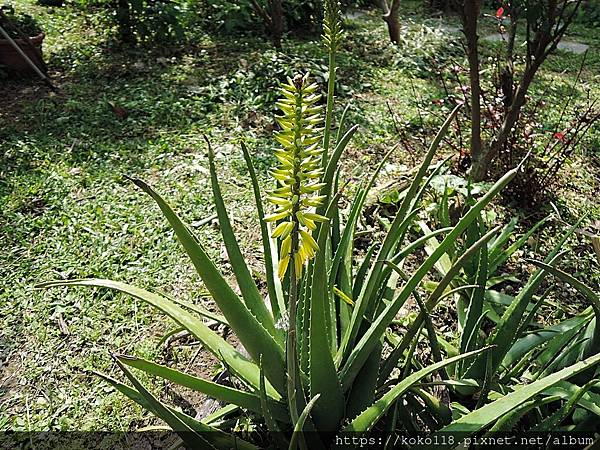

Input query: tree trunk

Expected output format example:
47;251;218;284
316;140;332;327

468;0;584;180
383;14;400;44
462;0;483;179
251;0;283;49
500;11;518;108
269;0;284;49
471;64;538;179
380;0;401;44
115;0;135;43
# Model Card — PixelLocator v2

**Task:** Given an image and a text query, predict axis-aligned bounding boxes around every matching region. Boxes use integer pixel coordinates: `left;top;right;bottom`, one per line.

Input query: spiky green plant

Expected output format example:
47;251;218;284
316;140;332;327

38;1;600;448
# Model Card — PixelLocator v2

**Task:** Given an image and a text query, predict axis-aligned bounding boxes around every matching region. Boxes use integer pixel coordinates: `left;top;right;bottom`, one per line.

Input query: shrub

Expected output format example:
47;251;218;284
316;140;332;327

73;0;185;44
203;0;319;34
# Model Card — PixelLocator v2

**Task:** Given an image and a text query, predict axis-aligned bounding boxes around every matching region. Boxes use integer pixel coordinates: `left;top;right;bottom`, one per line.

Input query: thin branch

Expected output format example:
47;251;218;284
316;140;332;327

250;0;272;26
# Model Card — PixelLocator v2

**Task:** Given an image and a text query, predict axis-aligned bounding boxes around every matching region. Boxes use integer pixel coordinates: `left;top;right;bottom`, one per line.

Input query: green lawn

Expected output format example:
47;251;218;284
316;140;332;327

1;1;598;431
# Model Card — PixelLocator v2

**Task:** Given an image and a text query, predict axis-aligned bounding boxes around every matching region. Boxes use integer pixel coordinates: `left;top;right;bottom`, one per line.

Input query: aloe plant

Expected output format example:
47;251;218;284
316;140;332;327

38;0;600;447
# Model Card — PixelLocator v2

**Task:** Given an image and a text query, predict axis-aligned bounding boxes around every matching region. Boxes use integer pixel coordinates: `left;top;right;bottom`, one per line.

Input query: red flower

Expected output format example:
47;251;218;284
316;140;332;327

554;132;566;143
496;6;504;18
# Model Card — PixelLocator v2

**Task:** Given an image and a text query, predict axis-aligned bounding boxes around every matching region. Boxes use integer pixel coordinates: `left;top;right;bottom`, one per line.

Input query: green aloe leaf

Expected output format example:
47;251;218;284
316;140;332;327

378;226;500;385
532;379;599;432
543;381;600;417
258;362;282;428
502;308;594;371
113;357;216;450
37;279;278;398
342;165;517;390
241;141;285;319
458;223;492;377
319;124;359;218
384;261;443;368
202;404;238;425
339;206;420;362
488;215;550;274
418;221;453;278
423;352;600;449
166;295;227;325
207;140;277;339
534;335;589;380
486;396;560;433
487;217;517;259
329;144;397;292
345;342;382;420
527;260;600;313
335;103;352;143
95;369;235;427
339;105;461;363
116;354;288;421
374;227;454;305
126;178;286;394
352;244;376;301
259;358;289;450
429;226;499;310
309;196;345;431
289;394;321;450
479;216;585;379
345;347;491;432
412;387;452;425
389;227;453;267
108;361;258;450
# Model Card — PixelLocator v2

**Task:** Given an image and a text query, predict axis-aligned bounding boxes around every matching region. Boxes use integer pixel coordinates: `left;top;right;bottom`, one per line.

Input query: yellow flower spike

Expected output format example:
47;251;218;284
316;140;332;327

276;118;293;129
305;82;319;92
294;253;304;279
302;137;322;146
303;143;321;153
272;221;294;238
275;156;294;169
278;256;290;280
275;135;294;148
302;197;324;208
299;229;319;253
297;242;308;261
300;240;315;259
264;211;291;222
276;102;294;113
300;182;327;193
303;212;328;223
270;186;292;195
305;106;324;115
296;211;317;230
266;73;327;280
309;194;327;203
269;172;290;183
301;172;323;181
304;218;317;231
280;235;292;257
267;196;292;207
281;89;296;101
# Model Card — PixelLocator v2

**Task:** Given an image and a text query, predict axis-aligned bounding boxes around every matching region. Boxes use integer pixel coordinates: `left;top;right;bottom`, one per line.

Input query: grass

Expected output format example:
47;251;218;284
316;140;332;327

1;0;598;432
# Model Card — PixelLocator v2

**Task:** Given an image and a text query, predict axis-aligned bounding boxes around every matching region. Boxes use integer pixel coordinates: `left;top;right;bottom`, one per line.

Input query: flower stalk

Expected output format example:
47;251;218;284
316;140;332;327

322;0;343;165
265;73;327;427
